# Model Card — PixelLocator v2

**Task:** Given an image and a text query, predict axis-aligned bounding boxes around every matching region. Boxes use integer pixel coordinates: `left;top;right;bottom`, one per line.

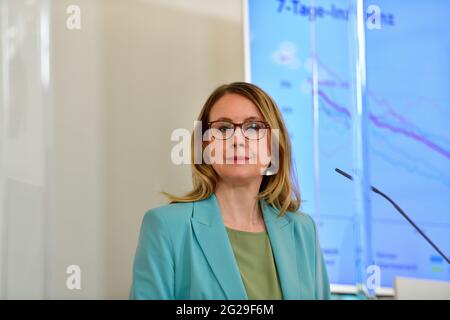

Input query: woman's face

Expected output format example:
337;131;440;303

206;93;271;185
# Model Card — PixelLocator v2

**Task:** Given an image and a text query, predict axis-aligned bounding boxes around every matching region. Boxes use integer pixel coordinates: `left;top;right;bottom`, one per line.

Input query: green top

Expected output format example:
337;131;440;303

225;227;283;300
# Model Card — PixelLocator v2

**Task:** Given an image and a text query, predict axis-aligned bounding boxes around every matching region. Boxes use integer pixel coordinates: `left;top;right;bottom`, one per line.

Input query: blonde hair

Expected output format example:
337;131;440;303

162;82;301;216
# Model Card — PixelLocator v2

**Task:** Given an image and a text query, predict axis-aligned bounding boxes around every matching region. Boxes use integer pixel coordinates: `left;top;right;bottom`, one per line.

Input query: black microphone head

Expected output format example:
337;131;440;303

335;167;353;180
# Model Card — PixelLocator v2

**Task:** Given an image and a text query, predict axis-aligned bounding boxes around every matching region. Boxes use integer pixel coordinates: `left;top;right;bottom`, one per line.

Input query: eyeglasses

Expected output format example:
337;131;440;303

207;120;270;140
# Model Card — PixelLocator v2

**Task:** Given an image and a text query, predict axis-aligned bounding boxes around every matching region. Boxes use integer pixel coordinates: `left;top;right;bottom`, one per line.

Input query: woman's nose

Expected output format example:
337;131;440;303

232;126;246;147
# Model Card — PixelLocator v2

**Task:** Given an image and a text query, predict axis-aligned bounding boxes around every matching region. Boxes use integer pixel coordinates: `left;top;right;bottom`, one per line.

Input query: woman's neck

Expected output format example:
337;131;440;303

214;178;266;232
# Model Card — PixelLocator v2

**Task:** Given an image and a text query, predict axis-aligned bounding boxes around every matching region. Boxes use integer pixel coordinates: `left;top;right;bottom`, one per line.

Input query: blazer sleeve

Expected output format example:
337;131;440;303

309;215;331;300
129;209;175;299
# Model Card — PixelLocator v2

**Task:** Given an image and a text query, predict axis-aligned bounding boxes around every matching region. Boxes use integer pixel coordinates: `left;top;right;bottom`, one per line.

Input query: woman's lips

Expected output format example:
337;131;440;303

226;156;251;163
233;156;249;160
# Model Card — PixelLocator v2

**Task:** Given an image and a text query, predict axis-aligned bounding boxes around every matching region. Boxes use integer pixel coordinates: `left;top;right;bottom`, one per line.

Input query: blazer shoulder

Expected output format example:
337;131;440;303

142;201;194;229
285;209;318;236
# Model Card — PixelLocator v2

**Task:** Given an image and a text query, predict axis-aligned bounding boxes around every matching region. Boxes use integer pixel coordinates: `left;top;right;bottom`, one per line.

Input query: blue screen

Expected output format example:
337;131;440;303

246;0;450;288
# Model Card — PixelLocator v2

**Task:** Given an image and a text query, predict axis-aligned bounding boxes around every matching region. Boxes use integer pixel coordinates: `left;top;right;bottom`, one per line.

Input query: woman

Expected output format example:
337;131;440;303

129;82;330;300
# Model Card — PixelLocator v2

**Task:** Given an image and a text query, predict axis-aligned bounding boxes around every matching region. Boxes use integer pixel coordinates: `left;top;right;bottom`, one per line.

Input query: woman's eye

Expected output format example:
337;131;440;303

247;122;261;130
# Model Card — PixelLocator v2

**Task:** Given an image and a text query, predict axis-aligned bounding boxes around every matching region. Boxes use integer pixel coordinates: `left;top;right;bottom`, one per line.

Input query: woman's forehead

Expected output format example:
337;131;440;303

209;93;264;120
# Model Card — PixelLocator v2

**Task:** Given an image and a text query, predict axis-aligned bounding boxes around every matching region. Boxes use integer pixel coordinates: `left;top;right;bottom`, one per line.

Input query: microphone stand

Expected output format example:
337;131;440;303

335;167;449;265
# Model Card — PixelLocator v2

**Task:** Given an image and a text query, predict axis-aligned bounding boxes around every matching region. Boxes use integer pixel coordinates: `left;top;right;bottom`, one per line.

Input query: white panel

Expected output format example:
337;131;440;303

0;0;50;299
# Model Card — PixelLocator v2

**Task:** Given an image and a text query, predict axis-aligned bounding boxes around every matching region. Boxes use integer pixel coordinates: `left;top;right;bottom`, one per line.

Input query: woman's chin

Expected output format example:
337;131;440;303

214;164;264;180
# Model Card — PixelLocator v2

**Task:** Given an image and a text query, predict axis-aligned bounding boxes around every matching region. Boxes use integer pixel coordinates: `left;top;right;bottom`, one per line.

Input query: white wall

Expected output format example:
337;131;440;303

1;0;244;299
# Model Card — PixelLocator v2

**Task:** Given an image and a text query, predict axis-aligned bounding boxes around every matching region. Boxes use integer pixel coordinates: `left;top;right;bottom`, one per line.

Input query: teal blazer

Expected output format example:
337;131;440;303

129;193;330;300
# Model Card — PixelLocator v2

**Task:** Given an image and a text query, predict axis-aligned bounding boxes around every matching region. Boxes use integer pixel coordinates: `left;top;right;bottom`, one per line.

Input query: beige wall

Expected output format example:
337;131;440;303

2;0;243;299
52;0;244;299
49;0;105;299
101;0;244;299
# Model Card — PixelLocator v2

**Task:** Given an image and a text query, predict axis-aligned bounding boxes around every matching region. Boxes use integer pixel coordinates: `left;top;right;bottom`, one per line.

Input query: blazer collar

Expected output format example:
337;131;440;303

191;192;301;299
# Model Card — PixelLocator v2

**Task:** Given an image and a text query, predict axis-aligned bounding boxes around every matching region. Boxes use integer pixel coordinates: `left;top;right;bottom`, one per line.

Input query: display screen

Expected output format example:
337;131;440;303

246;0;450;288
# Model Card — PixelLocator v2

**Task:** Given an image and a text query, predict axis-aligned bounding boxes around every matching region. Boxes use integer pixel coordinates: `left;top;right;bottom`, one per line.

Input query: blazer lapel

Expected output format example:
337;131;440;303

191;193;301;300
191;193;248;299
260;199;301;299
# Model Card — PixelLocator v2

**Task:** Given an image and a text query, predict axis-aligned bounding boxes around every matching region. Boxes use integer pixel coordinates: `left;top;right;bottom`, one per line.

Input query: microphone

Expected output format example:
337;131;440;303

335;167;449;264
